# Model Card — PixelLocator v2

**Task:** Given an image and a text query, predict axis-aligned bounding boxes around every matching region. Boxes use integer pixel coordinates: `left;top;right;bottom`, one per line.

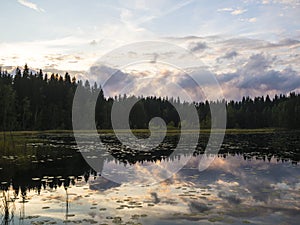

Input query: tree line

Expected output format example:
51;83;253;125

0;65;299;131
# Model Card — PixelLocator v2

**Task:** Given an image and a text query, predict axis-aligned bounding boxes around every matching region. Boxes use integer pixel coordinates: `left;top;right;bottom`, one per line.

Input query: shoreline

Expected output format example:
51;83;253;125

0;128;292;136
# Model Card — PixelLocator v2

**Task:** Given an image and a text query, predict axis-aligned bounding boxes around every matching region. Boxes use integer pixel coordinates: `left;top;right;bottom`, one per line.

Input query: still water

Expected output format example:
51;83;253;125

0;131;299;225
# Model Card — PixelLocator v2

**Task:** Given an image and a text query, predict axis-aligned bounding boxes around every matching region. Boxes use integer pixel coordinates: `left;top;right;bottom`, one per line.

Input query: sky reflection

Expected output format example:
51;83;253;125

2;153;298;225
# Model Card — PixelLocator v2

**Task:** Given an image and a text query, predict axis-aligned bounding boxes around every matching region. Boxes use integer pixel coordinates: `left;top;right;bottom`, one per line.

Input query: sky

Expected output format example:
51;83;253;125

0;0;300;100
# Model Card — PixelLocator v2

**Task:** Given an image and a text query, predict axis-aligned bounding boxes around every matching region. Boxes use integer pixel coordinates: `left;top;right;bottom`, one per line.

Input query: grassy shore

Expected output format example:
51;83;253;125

0;128;285;136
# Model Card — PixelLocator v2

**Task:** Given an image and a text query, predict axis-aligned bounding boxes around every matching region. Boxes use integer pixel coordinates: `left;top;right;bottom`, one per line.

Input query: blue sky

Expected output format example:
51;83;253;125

0;0;300;99
1;0;299;41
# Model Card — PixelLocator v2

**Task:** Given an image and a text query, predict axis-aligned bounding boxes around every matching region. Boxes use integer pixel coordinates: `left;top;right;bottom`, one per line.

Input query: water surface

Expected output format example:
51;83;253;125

0;131;299;224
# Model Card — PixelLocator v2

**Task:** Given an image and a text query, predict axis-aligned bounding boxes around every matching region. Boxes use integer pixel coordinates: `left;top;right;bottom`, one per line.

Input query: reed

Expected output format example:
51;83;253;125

0;191;16;225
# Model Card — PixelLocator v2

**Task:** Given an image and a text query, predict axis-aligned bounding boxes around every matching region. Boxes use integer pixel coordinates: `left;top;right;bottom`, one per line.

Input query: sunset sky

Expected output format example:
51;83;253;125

0;0;299;100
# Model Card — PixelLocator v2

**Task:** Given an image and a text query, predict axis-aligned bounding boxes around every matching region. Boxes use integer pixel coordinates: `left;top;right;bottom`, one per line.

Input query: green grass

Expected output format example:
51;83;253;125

0;128;282;136
75;127;278;134
223;128;279;134
0;131;39;155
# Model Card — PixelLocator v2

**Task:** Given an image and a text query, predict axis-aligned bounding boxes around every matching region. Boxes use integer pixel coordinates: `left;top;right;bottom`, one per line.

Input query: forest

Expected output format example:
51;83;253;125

0;64;299;131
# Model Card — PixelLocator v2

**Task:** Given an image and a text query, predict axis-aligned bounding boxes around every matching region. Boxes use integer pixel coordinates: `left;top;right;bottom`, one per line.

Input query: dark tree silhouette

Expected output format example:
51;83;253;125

0;65;300;131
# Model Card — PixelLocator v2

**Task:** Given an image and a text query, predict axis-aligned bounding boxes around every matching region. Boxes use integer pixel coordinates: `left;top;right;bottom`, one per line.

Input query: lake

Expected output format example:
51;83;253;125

0;131;299;225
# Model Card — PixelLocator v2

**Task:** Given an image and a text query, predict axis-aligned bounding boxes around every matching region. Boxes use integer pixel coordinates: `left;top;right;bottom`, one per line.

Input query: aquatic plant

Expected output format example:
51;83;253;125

0;190;16;225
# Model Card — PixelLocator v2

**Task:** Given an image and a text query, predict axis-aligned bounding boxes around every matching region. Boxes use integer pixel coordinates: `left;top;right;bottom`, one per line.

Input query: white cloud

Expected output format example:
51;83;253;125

17;0;45;13
231;9;247;15
217;8;234;12
248;17;257;22
261;0;300;5
217;7;247;16
119;0;195;28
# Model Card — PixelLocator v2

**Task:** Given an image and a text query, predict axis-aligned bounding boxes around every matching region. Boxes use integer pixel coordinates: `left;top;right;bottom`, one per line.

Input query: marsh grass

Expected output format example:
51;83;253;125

0;128;279;135
0;191;16;225
0;132;37;163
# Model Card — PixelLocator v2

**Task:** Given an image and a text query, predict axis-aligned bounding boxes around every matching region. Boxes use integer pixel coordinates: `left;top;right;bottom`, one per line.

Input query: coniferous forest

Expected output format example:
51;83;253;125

0;65;300;131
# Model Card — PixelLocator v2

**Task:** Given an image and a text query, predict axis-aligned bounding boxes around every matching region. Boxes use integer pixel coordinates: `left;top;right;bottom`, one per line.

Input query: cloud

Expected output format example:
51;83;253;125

238;67;300;91
220;37;269;50
89;40;97;46
119;0;195;29
218;37;300;52
224;51;239;59
84;37;300;100
87;62;216;102
218;73;239;83
217;7;247;15
188;42;208;52
1;30;299;101
217;8;234;12
219;53;300;93
277;38;300;46
17;0;45;12
188;201;210;213
89;176;120;191
248;17;257;23
217;51;238;63
231;9;247;15
262;0;300;6
88;64;134;96
243;54;274;72
218;192;242;205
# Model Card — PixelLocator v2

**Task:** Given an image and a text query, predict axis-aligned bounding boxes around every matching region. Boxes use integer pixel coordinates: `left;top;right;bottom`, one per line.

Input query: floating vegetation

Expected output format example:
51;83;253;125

0;131;299;224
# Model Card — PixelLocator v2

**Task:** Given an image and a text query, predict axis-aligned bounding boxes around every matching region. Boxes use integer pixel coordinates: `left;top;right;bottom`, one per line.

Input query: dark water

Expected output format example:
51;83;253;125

0;131;299;224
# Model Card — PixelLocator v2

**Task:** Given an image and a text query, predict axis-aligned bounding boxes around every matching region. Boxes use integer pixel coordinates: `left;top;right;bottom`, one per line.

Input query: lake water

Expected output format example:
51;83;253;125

0;131;299;225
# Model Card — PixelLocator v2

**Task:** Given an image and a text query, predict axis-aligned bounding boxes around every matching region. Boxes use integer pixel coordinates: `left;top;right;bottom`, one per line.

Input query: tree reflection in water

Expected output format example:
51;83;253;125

0;131;299;224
